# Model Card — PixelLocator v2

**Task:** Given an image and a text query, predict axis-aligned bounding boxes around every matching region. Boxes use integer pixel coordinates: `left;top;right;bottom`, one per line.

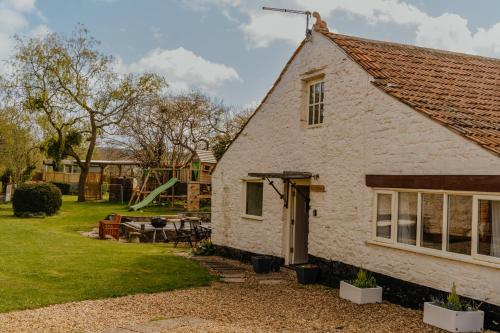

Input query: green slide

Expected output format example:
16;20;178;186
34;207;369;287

129;178;179;211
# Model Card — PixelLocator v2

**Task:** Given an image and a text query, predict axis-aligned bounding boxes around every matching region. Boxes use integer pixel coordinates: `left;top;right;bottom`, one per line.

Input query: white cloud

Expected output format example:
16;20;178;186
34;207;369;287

116;47;241;91
3;0;36;12
0;0;49;67
188;0;500;57
180;0;241;11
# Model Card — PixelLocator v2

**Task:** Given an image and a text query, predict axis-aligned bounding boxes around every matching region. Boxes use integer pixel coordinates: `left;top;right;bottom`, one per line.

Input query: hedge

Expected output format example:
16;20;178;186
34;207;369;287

50;182;71;195
12;183;62;217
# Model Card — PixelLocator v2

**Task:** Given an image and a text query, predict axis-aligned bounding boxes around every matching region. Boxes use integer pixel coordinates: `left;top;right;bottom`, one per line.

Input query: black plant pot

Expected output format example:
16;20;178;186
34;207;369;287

295;265;320;284
251;255;273;274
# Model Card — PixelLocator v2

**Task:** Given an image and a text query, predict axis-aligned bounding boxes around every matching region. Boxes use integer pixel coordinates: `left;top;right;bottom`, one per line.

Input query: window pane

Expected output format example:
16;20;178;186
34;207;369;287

309;85;314;104
447;195;472;255
246;182;263;216
314;104;319;124
314;83;320;103
320;104;324;123
376;193;392;239
478;200;500;258
397;192;417;245
320;82;324;102
308;106;313;125
421;193;443;250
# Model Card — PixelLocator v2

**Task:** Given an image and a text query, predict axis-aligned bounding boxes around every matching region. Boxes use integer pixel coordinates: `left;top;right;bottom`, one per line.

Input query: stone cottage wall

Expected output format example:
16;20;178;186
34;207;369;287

212;31;500;305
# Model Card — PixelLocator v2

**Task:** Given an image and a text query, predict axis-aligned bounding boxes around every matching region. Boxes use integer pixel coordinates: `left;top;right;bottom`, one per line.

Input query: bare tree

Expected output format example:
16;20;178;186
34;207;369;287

113;92;244;168
3;26;165;201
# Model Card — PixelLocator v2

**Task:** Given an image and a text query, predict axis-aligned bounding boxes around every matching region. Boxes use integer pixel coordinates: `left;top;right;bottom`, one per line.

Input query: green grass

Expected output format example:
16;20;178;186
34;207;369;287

0;196;211;313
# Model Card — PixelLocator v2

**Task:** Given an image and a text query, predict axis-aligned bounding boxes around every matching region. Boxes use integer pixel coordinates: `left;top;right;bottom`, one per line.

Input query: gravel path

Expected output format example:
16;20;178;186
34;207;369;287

0;257;486;333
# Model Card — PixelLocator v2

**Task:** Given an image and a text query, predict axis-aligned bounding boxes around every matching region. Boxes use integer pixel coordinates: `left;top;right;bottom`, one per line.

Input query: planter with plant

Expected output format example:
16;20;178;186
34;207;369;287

295;264;320;284
339;268;382;304
192;240;215;256
423;283;484;332
251;255;273;274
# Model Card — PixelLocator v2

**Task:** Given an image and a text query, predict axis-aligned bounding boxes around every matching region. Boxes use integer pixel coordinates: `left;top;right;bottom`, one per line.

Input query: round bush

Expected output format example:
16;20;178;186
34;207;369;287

50;181;71;195
12;183;62;217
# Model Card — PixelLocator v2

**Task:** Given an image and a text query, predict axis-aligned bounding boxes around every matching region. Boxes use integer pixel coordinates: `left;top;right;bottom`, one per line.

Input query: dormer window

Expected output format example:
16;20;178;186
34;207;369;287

308;81;324;125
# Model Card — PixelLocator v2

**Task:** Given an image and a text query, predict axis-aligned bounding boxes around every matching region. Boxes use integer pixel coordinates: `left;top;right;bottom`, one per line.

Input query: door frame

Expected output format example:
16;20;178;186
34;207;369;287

284;179;310;265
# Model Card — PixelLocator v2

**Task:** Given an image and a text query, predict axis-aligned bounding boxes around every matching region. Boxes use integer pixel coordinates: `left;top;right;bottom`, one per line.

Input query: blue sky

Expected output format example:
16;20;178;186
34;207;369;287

1;0;500;108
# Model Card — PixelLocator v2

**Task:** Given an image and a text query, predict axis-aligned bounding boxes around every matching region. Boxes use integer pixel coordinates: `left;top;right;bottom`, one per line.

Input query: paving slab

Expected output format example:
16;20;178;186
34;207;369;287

258;279;284;285
221;277;246;283
100;317;213;333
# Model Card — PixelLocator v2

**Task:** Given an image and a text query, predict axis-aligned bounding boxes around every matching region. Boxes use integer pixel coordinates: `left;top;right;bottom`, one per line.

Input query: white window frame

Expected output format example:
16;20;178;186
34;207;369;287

372;190;397;244
307;80;324;126
241;179;264;220
371;188;500;268
472;194;500;265
394;191;421;247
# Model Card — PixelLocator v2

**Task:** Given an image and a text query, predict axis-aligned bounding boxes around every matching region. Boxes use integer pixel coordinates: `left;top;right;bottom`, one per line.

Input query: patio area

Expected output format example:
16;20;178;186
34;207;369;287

0;256;485;333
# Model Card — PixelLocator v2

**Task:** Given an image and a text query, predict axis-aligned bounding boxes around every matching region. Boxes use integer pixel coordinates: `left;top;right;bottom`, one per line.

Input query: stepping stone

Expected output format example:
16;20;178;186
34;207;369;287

221;273;245;278
221;277;246;283
258;279;284;285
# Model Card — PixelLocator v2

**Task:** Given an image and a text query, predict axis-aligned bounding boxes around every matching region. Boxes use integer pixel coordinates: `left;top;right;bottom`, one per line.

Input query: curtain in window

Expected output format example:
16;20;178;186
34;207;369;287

397;192;417;245
491;201;500;257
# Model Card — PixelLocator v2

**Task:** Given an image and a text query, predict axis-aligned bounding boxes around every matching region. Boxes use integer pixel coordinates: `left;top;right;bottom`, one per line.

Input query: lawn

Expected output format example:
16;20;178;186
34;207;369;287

0;196;211;313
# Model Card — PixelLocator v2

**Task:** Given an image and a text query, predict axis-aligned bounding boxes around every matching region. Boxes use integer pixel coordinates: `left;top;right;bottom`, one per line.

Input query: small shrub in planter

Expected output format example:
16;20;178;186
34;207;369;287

423;283;484;332
192;240;216;256
339;268;382;304
12;183;62;217
50;182;71;195
251;255;273;274
295;264;320;284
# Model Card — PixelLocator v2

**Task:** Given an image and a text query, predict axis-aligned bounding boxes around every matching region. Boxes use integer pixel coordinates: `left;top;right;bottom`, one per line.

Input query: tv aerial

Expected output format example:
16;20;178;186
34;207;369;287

262;6;312;38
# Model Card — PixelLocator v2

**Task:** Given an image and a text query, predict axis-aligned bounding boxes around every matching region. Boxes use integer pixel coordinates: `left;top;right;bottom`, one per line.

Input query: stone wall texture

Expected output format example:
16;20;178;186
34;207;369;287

211;31;500;305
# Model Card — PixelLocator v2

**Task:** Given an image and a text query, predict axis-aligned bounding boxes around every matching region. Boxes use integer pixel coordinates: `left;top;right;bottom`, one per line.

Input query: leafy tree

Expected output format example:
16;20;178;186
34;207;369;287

0;110;40;185
3;26;165;201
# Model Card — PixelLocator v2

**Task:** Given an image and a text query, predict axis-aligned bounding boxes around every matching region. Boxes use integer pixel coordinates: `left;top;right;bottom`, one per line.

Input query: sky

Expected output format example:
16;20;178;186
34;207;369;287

1;0;500;108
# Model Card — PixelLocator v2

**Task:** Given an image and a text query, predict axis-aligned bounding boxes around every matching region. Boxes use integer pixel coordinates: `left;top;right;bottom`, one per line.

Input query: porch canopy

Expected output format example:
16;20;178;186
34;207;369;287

248;171;312;207
248;171;312;179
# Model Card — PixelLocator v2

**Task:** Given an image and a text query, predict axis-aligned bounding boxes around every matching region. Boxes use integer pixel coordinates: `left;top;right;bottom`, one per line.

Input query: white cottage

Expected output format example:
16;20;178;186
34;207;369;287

211;14;500;326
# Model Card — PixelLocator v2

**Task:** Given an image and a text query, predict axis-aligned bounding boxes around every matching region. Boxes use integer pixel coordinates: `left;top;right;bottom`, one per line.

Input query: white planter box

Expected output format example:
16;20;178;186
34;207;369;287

423;302;484;333
339;281;383;304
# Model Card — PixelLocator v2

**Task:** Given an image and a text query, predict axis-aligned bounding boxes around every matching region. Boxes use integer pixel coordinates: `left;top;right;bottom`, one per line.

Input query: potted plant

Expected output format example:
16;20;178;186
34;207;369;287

295;264;320;284
251;255;273;273
423;283;484;332
339;268;382;304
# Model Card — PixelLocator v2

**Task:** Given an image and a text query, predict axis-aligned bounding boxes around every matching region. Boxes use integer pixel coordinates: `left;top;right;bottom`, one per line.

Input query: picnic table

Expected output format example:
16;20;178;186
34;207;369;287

121;216;210;244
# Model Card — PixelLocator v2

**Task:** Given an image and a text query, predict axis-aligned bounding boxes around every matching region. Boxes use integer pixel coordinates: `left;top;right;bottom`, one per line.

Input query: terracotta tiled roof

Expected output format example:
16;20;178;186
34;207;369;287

321;31;500;155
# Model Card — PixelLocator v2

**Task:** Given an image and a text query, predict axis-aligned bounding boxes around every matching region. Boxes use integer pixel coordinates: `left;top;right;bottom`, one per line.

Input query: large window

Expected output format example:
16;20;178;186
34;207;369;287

421;193;443;250
308;81;324;125
245;182;263;217
447;195;472;255
397;192;418;245
373;190;500;265
477;199;500;259
376;193;393;239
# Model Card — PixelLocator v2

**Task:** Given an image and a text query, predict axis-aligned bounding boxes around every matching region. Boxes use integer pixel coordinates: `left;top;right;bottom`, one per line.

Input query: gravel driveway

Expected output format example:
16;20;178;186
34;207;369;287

0;256;488;333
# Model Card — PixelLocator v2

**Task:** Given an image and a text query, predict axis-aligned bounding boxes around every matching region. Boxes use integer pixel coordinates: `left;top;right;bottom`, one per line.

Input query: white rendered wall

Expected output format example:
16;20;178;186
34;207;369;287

211;31;500;305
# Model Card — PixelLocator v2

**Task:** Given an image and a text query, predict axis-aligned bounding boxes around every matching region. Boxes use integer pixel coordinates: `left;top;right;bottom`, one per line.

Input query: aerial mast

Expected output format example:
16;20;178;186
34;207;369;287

262;6;312;38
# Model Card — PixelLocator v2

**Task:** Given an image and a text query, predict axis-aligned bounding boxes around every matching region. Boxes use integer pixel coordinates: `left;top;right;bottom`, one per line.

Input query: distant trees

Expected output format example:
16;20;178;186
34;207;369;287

2;26;165;201
113;92;252;168
1;24;252;201
0;108;40;185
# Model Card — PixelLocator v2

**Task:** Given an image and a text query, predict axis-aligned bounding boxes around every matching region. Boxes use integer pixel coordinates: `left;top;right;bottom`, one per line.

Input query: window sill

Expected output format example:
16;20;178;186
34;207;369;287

241;214;264;221
366;240;500;270
305;124;324;129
